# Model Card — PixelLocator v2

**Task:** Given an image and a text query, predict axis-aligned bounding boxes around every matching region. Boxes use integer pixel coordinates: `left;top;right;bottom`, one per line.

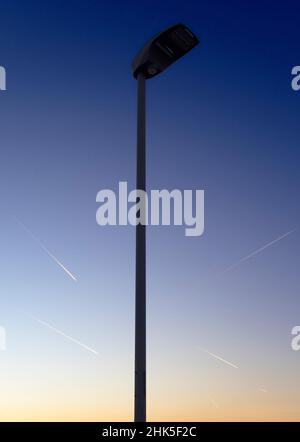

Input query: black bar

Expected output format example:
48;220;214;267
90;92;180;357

0;422;298;440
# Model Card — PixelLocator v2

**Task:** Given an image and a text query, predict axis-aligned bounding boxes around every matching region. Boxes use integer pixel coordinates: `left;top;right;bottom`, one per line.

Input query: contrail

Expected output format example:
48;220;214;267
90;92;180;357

207;395;219;409
14;217;77;281
258;388;268;393
218;229;296;276
198;347;239;369
30;315;98;355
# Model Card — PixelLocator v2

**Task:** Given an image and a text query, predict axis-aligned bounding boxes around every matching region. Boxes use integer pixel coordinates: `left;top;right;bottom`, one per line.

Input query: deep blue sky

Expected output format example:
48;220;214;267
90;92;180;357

0;0;299;421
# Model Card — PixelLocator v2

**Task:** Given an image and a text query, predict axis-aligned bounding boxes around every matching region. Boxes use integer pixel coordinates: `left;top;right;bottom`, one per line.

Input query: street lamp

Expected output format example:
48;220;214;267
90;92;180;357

132;23;199;422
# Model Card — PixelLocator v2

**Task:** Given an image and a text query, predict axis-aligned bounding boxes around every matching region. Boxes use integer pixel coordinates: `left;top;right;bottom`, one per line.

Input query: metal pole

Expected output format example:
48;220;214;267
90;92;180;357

134;72;146;422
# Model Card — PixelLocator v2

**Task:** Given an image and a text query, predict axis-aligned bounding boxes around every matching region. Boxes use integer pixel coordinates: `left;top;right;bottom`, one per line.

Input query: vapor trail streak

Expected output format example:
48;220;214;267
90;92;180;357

207;395;219;409
198;347;239;369
258;388;268;393
218;229;296;276
30;315;98;355
14;217;77;281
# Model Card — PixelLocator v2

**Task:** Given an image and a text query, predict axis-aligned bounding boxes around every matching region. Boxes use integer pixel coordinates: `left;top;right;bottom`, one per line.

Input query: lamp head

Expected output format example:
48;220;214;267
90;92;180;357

132;23;199;80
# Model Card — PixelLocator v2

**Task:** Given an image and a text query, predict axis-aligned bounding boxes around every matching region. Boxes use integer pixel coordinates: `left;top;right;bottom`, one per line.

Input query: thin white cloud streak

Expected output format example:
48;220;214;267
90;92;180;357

39;247;77;281
30;315;98;355
258;388;268;393
14;217;77;281
218;229;296;276
197;347;239;369
207;395;219;409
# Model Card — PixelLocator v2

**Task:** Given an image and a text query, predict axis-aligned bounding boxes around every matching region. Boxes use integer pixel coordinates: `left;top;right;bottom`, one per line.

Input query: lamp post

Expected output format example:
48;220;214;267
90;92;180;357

132;23;199;422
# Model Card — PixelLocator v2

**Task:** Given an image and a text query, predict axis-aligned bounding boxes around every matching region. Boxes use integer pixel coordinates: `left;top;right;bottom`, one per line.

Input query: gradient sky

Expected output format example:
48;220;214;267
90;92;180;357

0;0;300;421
